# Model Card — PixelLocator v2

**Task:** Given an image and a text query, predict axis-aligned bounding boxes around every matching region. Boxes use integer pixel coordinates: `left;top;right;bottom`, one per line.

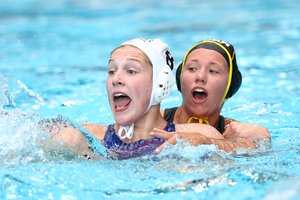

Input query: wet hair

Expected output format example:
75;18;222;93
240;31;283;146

176;39;242;99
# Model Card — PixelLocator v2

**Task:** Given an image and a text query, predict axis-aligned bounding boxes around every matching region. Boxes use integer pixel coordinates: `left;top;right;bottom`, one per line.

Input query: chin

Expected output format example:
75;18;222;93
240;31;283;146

116;121;131;127
114;115;132;126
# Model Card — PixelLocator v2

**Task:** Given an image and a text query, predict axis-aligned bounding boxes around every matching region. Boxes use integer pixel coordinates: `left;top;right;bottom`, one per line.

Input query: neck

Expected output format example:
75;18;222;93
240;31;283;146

118;105;166;143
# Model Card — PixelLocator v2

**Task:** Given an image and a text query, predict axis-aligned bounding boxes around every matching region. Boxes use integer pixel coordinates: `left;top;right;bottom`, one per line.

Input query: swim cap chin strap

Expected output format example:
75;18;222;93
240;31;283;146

188;116;209;124
118;124;135;140
182;40;233;125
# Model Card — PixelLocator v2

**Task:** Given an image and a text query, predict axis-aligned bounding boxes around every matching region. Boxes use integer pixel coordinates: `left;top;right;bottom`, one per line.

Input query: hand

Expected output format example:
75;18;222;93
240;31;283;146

223;121;240;138
223;121;270;140
150;128;213;153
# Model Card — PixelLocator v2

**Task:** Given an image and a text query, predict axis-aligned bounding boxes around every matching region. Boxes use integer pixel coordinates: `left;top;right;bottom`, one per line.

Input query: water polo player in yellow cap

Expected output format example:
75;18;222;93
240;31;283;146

153;39;270;153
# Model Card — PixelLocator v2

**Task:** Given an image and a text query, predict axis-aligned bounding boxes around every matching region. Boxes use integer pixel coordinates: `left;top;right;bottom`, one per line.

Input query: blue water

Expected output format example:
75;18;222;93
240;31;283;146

1;0;300;199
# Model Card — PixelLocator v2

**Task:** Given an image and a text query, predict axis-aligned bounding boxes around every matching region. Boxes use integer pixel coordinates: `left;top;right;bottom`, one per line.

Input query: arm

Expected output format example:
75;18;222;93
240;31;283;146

223;121;270;141
175;123;224;139
151;123;224;153
151;122;271;153
40;119;95;158
218;121;271;152
40;117;107;159
81;123;106;141
204;137;259;153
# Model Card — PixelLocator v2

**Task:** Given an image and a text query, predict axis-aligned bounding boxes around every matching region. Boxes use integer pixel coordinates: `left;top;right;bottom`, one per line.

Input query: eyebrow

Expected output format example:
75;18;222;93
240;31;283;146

108;58;144;65
187;59;223;65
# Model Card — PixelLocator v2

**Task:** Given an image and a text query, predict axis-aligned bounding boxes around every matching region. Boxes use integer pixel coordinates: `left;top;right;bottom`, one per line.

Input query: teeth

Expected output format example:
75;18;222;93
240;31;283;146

195;88;204;93
114;93;125;97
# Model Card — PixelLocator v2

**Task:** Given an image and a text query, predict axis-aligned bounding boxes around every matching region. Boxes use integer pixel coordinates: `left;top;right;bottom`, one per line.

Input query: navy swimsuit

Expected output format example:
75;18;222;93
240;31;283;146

103;123;175;160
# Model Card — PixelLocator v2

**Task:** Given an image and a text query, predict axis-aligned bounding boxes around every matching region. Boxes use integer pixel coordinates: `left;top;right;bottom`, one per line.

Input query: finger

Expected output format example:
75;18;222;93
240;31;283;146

150;128;176;139
155;135;178;154
224;123;230;130
155;142;167;154
223;123;238;138
152;128;168;133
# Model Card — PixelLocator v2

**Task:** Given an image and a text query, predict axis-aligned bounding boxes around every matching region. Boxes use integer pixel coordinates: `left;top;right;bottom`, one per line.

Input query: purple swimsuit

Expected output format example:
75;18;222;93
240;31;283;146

103;123;175;160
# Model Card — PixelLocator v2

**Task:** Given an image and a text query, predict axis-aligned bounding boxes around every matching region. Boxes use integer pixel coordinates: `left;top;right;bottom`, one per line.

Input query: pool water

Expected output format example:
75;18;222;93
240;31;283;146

1;0;300;199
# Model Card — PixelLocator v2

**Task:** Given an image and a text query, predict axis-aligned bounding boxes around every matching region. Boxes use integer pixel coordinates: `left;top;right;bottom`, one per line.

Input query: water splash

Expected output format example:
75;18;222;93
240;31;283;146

0;109;47;165
0;75;45;111
0;75;87;165
0;76;44;164
16;80;45;109
0;76;11;110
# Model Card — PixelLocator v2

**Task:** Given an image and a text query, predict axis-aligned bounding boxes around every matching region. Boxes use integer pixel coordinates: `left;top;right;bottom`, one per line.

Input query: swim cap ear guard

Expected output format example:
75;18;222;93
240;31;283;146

117;38;174;140
176;39;242;99
154;50;174;102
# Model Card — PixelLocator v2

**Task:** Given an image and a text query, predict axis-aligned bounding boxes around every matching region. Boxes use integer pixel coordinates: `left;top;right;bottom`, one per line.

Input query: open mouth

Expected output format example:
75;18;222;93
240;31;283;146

192;88;207;103
113;93;132;112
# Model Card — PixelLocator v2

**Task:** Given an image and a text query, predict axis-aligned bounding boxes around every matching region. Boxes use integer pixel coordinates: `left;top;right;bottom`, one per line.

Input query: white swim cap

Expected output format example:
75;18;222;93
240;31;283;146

122;38;174;110
117;38;174;140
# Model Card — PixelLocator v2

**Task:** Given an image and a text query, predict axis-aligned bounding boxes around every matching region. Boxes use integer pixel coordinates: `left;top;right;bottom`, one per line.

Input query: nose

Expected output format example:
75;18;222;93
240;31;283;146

195;68;207;84
111;70;124;86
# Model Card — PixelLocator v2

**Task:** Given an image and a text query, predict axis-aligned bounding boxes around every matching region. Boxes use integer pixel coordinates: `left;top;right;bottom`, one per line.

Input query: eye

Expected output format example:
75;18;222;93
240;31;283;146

208;65;221;74
108;69;116;75
187;66;197;72
209;69;219;74
127;69;137;75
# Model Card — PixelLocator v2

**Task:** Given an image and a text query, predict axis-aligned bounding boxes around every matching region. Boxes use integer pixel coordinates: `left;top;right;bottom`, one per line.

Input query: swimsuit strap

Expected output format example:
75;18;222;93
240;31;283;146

217;115;225;134
163;107;178;122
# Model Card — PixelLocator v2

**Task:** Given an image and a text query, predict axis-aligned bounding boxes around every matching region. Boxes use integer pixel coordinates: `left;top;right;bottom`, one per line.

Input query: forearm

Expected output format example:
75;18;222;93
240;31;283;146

209;137;268;153
40;117;98;158
223;121;270;141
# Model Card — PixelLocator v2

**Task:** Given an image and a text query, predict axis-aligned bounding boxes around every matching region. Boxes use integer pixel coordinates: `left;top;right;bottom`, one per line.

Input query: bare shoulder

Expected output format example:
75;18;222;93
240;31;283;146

81;124;107;141
175;123;224;139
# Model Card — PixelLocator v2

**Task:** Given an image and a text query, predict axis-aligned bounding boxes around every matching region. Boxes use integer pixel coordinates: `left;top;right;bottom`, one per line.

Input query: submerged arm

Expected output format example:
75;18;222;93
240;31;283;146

40;116;107;159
